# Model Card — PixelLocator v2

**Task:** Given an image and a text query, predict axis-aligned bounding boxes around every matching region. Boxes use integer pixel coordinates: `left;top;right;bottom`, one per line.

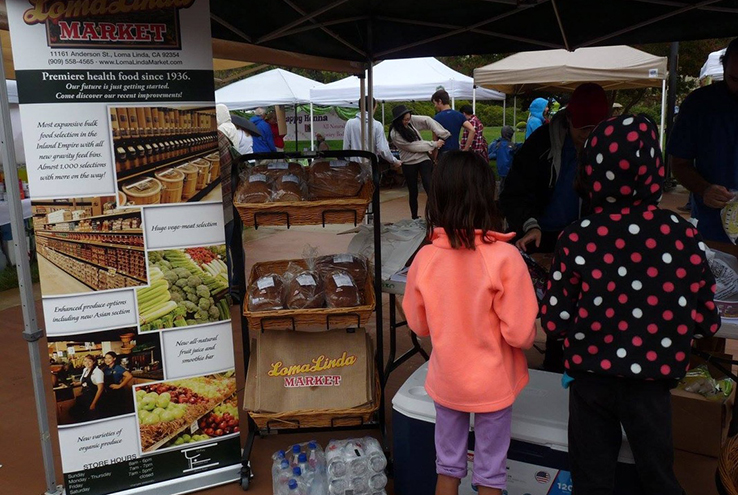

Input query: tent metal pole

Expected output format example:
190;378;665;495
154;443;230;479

472;86;476;114
513;95;517;143
381;101;385;126
360;75;366;151
503;97;506;127
451;95;455;110
659;79;667;150
310;103;315;151
368;63;374;151
0;37;61;495
294;104;299;151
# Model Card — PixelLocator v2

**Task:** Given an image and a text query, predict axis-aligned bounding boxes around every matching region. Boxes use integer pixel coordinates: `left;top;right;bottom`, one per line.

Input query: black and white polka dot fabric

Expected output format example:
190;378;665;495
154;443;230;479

540;114;720;380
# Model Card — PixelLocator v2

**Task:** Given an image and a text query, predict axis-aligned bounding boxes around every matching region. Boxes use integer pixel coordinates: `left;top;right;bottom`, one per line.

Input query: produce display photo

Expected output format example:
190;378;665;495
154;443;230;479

110;105;222;208
133;371;237;453
48;328;163;426
32;196;147;296
136;245;231;332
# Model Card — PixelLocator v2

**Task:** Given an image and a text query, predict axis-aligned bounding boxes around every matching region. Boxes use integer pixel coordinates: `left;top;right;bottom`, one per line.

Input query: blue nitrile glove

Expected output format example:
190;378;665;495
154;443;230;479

561;372;574;389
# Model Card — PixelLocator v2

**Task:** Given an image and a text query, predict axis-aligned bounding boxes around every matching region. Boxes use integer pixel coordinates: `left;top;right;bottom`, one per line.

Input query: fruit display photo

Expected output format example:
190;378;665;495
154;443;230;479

134;371;237;453
136;245;231;332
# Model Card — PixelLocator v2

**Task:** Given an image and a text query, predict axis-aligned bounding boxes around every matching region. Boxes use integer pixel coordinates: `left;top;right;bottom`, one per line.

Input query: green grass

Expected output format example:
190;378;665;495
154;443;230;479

0;259;39;292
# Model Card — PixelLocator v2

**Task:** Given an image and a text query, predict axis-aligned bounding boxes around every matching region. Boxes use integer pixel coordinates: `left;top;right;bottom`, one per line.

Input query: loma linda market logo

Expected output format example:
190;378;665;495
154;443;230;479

22;0;196;49
269;352;357;388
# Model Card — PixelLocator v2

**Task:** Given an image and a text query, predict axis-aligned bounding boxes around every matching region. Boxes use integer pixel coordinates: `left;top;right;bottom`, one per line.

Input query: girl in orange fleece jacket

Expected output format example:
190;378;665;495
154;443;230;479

403;150;539;495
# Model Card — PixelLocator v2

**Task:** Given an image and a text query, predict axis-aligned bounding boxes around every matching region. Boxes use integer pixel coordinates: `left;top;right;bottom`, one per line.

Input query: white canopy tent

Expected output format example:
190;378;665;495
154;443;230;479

310;57;505;107
473;45;668;144
700;48;726;82
215;68;325;110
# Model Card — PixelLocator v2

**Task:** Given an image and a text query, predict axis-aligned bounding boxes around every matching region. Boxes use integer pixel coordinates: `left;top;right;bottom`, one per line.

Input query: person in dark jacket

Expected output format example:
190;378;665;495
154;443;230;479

541;114;720;495
500;83;609;254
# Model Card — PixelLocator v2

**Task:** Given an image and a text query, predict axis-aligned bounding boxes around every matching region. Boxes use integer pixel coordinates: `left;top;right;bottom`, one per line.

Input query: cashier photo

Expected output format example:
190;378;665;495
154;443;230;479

69;355;104;422
100;351;134;418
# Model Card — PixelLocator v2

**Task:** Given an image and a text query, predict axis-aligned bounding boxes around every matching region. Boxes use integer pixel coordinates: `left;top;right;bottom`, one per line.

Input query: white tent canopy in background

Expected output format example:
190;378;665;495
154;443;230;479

1;79;25;165
473;45;667;94
700;48;726;81
310;57;505;106
215;68;325;110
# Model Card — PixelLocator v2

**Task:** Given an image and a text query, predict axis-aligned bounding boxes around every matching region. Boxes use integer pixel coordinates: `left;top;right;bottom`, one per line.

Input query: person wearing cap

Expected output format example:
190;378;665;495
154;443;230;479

460;105;489;158
668;37;738;243
525;97;549;139
500;83;610;254
249;107;277;153
388;105;450;219
231;114;262;156
343;96;401;167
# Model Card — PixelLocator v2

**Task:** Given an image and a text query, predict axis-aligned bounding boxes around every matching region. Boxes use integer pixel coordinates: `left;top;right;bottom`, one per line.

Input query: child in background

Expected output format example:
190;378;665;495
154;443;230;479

402;150;538;495
541;114;720;495
487;125;519;192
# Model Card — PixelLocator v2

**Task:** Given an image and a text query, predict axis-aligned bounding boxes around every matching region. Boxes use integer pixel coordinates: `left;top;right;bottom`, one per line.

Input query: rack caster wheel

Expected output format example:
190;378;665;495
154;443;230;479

240;465;252;491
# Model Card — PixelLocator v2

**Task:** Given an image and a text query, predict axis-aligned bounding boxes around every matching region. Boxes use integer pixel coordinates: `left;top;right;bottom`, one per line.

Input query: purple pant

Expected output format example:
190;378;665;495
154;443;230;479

434;402;512;489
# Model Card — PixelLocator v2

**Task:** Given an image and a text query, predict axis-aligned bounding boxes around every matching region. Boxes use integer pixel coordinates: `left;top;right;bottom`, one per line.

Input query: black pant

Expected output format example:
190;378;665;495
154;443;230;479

568;376;684;495
402;160;433;219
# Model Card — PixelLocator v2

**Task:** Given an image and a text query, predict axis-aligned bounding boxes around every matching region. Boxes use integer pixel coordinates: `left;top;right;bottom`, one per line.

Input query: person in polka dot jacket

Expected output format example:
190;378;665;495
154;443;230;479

541;114;720;495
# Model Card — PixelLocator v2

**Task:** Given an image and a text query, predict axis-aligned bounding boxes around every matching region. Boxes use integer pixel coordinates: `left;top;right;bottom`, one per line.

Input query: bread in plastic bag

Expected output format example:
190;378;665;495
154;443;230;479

309;160;366;198
272;173;306;202
285;269;325;309
323;269;361;308
253;160;306;182
247;273;285;311
235;170;270;204
316;253;369;291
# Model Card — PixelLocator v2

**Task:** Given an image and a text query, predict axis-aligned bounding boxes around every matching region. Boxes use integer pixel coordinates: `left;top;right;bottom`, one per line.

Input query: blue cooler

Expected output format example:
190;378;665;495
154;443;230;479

392;363;643;495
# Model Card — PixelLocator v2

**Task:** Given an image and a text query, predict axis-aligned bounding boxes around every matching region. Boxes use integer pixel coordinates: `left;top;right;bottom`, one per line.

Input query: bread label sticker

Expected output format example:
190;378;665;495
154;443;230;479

333;254;354;263
330;160;349;168
332;273;354;287
297;273;317;286
257;277;276;290
269;161;289;170
282;174;300;184
249;174;267;183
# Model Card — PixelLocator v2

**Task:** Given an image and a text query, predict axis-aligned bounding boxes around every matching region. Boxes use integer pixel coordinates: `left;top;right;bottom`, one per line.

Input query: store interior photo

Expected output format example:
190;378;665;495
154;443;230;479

2;2;738;495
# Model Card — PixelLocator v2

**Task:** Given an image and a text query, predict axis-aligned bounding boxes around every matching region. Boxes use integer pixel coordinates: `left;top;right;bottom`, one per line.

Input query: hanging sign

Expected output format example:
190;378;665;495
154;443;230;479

6;0;242;493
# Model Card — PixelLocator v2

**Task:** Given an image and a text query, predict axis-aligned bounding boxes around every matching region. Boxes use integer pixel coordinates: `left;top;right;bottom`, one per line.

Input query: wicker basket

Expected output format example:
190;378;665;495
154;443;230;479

244;259;375;330
719;435;738;494
234;180;374;228
246;372;380;431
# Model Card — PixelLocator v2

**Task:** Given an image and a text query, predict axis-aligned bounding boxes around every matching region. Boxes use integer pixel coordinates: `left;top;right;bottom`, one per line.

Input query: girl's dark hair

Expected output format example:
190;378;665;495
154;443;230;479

105;351;118;364
425;150;501;249
389;115;418;143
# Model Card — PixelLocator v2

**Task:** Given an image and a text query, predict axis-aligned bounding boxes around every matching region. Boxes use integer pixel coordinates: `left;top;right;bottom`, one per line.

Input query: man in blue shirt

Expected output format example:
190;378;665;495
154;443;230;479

431;89;475;154
668;38;738;242
249;107;277;153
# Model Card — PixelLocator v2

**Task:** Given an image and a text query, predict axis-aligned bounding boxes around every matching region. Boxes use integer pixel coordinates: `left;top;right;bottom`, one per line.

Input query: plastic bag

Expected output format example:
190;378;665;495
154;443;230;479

247;273;285;312
720;190;738;243
308;159;368;199
679;364;734;401
235;168;270;204
315;253;369;290
272;173;307;202
324;269;361;308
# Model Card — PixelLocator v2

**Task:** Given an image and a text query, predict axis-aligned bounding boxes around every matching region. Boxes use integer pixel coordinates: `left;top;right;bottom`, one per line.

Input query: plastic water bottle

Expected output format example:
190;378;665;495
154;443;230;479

349;476;370;495
272;449;287;462
281;479;306;495
362;437;387;473
290;444;303;467
369;473;388;490
326;446;347;478
328;478;347;495
307;441;325;470
297;453;314;485
272;460;291;495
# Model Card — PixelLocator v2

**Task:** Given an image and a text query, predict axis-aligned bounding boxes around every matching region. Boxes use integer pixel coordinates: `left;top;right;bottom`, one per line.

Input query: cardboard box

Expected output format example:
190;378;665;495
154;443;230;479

673;449;719;495
46;210;72;223
671;352;735;457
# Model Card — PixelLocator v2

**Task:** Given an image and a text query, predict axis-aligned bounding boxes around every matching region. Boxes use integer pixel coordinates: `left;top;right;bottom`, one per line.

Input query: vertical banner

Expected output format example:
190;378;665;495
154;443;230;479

6;1;241;493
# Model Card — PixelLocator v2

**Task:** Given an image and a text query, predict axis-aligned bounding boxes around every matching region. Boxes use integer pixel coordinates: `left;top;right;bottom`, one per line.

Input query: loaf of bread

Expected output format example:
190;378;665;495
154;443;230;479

285;270;324;309
235;173;270;203
309;160;365;198
247;274;284;312
323;269;361;308
316;253;368;290
273;173;304;202
253;161;305;182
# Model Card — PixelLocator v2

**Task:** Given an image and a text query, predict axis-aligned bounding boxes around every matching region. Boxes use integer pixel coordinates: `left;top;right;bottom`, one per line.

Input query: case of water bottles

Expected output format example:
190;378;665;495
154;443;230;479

325;437;387;495
271;437;387;495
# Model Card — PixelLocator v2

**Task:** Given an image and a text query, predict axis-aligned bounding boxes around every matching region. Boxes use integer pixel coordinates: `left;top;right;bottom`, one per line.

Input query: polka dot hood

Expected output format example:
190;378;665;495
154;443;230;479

540;114;720;380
